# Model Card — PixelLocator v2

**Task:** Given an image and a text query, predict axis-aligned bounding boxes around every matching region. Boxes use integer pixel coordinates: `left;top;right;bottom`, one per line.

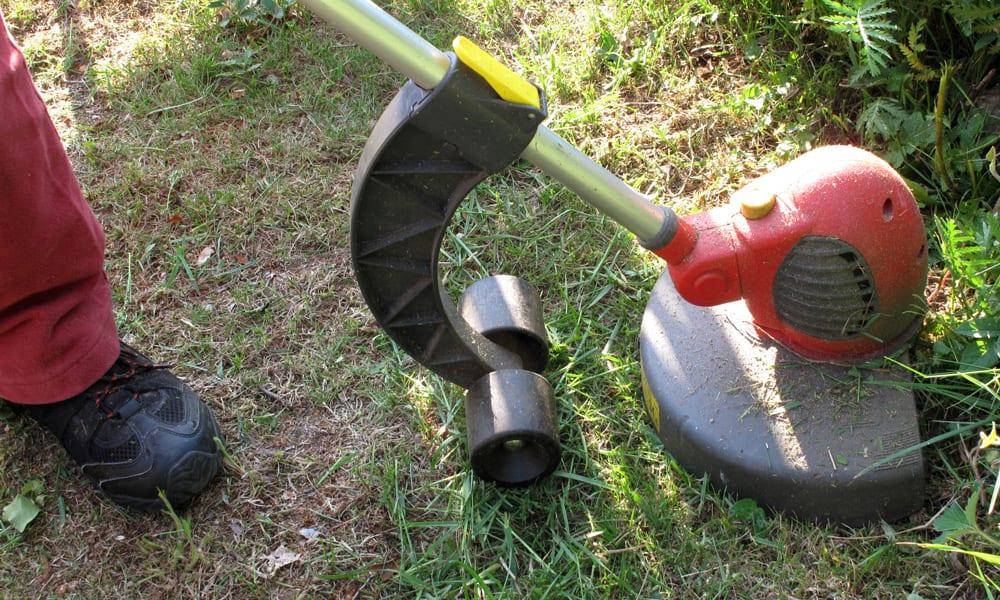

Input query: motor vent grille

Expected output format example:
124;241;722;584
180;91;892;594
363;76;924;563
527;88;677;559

772;236;877;340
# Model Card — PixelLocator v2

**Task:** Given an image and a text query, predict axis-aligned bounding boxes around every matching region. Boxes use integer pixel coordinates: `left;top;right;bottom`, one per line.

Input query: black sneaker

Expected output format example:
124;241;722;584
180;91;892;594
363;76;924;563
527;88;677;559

24;341;223;512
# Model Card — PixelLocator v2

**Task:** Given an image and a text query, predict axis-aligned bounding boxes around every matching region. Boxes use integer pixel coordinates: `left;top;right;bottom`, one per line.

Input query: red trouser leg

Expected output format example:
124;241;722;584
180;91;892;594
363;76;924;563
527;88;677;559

0;16;119;404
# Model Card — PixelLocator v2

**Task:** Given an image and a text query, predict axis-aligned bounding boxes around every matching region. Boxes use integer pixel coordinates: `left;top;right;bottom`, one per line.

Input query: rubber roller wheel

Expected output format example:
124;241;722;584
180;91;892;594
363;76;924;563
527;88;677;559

465;369;560;486
458;275;549;374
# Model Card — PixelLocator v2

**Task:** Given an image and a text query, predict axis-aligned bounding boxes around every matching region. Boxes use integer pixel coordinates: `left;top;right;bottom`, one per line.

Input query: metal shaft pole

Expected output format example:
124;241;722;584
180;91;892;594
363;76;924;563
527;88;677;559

300;0;676;246
520;126;673;244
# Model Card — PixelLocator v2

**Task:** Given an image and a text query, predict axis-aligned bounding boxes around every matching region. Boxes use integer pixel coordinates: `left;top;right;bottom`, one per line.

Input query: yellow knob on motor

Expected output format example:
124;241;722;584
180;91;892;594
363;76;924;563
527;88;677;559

736;185;777;220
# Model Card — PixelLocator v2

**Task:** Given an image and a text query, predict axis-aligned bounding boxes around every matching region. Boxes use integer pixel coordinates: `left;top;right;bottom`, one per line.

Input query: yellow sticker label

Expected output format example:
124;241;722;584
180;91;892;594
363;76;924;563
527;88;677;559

641;370;661;432
452;36;541;109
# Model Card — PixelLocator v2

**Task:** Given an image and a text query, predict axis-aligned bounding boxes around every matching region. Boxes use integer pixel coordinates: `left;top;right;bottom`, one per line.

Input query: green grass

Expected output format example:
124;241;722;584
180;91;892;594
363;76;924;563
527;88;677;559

0;0;998;597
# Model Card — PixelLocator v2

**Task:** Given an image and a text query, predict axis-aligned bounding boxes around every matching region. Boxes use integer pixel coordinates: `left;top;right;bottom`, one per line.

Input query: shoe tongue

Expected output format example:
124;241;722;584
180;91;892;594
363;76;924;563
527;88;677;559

112;396;144;419
93;361;156;417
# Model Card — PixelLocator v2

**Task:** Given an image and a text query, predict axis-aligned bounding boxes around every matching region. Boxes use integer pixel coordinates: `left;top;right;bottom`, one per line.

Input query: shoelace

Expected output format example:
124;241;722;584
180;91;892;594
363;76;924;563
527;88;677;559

93;347;173;419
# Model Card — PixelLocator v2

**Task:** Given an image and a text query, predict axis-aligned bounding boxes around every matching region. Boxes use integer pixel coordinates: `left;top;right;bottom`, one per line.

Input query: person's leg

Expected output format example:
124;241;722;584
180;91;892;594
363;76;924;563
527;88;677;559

0;15;119;404
0;15;223;511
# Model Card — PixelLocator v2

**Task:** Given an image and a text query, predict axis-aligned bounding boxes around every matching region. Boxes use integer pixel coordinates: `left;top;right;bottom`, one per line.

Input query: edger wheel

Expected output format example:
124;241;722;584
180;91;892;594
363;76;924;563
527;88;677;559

465;369;560;486
458;275;549;374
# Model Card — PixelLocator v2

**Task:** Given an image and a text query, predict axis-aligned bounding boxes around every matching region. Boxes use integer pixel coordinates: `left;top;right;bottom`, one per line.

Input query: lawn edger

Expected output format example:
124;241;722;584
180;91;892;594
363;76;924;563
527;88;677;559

302;0;930;524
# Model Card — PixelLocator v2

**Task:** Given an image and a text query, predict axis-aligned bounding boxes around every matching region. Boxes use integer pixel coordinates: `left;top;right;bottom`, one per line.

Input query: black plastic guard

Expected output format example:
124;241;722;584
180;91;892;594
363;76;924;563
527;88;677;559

350;53;547;388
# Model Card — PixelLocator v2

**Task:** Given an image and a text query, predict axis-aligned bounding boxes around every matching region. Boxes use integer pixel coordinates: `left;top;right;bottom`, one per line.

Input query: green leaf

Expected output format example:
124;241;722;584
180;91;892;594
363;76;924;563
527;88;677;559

880;520;897;543
955;317;1000;339
959;338;1000;371
2;495;40;533
858;97;908;140
932;501;976;537
965;490;981;528
20;479;44;496
729;498;768;533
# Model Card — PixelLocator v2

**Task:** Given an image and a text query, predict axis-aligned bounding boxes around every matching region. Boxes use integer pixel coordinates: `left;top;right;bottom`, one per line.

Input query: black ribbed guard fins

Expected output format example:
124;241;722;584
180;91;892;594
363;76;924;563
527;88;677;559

349;53;547;388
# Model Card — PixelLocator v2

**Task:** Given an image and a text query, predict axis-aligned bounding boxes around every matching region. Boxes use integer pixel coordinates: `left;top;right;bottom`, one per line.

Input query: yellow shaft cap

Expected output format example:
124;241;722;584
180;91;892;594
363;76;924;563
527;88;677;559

452;35;540;109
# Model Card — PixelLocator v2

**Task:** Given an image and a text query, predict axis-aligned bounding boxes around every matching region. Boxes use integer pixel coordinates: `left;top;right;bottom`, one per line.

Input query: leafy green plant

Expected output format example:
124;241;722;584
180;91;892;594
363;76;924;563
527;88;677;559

952;317;1000;372
209;0;296;28
946;0;1000;56
136;491;208;569
821;0;898;81
813;0;1000;207
933;212;1000;314
902;488;1000;594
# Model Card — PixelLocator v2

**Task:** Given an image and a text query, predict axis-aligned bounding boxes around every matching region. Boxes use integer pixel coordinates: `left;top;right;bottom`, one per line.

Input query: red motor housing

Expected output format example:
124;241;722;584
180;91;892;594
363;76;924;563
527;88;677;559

655;146;928;362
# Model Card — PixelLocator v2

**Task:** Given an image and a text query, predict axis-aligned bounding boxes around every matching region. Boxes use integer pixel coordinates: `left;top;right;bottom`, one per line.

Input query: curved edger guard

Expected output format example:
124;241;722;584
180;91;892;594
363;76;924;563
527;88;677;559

350;53;546;388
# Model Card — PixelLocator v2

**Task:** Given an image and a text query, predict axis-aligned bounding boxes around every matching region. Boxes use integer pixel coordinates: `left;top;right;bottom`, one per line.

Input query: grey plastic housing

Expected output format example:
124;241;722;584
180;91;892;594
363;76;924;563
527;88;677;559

640;268;924;525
